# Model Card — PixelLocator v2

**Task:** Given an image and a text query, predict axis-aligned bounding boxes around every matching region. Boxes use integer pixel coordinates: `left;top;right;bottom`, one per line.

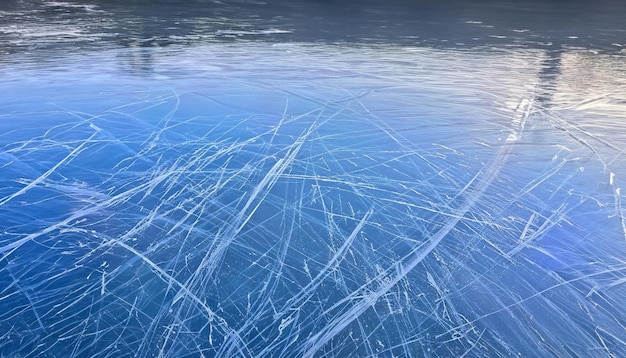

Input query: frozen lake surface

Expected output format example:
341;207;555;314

1;1;626;357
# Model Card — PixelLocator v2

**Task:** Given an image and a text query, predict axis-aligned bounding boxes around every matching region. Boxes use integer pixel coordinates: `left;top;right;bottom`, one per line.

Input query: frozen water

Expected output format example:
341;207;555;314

2;43;625;357
1;1;626;357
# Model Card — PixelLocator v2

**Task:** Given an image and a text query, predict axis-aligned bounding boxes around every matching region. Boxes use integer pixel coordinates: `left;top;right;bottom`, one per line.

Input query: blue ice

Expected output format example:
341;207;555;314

1;40;626;358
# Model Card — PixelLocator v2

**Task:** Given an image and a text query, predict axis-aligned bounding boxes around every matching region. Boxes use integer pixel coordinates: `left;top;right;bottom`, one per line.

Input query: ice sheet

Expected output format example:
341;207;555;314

1;43;625;357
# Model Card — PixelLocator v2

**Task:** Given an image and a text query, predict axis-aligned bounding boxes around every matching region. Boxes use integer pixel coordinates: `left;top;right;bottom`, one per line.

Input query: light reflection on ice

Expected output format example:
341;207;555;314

1;44;625;357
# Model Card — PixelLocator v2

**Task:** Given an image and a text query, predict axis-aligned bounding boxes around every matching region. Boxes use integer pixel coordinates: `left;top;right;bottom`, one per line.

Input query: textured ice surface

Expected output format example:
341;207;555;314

1;0;626;356
2;43;625;357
